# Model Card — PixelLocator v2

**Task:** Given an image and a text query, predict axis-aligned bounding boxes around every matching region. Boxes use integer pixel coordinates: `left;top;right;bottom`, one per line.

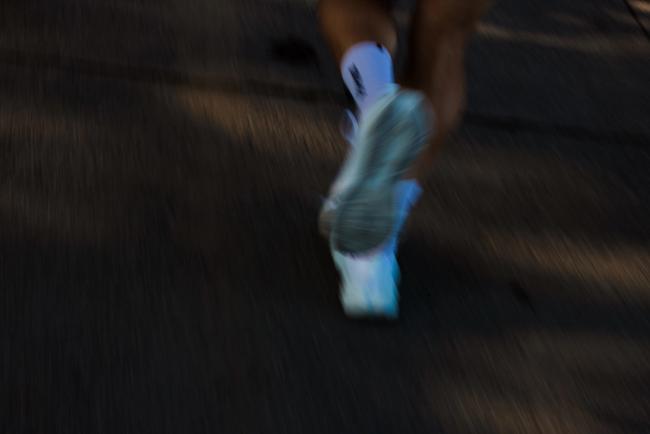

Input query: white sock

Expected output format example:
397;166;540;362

341;42;395;118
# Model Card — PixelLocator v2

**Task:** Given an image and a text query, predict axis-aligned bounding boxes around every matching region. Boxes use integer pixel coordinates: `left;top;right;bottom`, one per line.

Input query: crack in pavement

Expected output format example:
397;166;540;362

1;47;648;147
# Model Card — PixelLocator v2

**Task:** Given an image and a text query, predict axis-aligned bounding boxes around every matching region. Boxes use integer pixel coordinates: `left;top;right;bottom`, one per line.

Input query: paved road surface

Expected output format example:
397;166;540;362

1;0;649;433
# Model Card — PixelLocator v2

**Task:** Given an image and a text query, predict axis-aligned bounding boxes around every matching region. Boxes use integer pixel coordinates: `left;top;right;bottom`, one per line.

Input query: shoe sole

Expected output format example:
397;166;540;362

326;91;432;254
343;306;399;321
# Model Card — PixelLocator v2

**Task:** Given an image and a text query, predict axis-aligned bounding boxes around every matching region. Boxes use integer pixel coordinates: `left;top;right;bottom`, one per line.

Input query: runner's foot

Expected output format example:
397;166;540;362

320;87;432;254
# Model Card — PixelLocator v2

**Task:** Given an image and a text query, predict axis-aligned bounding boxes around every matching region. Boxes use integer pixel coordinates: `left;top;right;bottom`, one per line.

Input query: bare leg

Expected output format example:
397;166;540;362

318;0;398;62
403;0;491;181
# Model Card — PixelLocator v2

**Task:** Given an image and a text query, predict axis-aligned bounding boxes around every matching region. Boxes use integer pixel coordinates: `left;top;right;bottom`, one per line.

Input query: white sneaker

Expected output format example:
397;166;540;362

319;86;432;254
322;97;426;319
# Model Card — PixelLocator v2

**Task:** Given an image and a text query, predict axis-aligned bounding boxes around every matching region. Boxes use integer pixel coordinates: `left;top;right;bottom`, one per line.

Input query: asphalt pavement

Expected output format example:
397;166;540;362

1;0;649;433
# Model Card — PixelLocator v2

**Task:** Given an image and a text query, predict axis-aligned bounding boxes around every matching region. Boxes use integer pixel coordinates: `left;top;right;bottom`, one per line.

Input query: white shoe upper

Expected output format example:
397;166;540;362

333;245;399;319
